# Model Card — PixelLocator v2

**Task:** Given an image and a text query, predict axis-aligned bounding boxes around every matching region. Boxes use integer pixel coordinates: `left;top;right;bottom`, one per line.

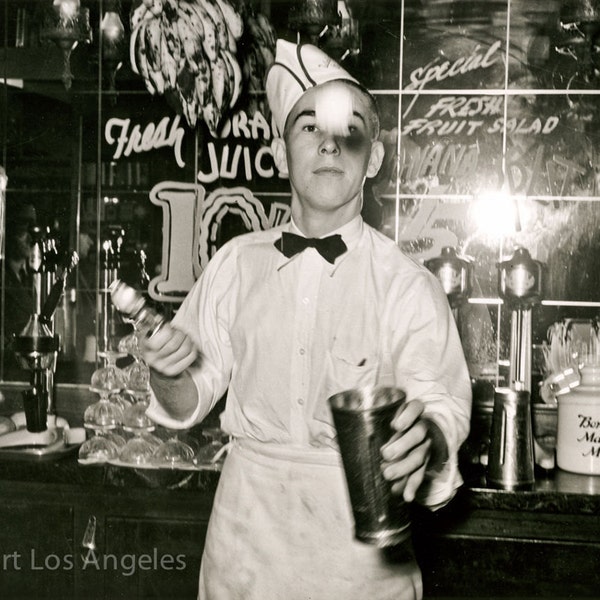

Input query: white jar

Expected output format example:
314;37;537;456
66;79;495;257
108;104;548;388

556;366;600;475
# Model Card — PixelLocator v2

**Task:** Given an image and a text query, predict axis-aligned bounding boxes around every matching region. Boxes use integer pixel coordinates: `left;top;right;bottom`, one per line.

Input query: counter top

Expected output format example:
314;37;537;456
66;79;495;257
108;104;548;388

460;464;600;515
0;450;598;514
1;383;598;512
0;452;221;494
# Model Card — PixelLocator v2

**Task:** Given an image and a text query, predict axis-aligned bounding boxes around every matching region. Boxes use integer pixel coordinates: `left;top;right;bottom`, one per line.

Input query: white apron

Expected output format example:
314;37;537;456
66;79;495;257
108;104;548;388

198;438;422;600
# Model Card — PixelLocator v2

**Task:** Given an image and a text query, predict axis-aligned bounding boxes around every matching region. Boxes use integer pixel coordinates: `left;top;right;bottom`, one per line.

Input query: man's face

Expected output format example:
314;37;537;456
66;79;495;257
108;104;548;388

10;226;32;261
274;82;384;220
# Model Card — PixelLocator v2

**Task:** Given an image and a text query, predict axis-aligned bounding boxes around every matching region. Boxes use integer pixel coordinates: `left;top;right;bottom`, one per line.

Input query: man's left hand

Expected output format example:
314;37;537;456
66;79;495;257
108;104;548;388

380;399;438;502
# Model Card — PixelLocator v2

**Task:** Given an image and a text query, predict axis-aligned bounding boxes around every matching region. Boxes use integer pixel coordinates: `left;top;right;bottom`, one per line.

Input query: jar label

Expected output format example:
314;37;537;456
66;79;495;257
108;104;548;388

576;413;600;458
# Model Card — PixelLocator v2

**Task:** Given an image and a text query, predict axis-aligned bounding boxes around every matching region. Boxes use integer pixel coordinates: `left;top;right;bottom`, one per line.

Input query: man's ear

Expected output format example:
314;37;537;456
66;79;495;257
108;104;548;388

271;137;289;177
366;140;385;179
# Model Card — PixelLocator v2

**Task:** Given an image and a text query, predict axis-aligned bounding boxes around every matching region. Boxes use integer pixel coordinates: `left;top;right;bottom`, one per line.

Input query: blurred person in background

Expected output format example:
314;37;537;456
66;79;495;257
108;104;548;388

1;203;36;375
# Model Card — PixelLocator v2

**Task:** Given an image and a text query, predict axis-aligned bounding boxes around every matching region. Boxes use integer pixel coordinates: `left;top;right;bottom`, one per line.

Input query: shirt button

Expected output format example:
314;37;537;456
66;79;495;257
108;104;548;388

302;297;309;305
297;398;304;405
299;348;305;355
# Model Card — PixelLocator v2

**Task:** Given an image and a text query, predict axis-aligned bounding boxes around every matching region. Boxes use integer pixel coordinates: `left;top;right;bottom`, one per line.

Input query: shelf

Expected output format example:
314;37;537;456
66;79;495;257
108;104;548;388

1;45;95;80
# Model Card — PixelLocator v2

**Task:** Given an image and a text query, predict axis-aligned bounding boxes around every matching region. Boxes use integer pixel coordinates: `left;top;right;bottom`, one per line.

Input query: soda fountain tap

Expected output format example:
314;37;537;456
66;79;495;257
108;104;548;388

40;251;79;325
13;225;60;431
498;247;544;392
40;226;59;422
43;226;60;322
0;231;84;457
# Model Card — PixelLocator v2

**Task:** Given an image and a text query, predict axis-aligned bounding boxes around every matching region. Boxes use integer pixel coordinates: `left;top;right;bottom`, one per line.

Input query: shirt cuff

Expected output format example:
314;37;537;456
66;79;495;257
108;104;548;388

145;387;204;431
416;459;463;510
415;409;464;509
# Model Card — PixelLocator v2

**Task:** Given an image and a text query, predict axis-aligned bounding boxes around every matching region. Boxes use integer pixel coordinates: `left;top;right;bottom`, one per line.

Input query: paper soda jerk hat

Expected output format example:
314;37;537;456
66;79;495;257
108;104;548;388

266;40;364;137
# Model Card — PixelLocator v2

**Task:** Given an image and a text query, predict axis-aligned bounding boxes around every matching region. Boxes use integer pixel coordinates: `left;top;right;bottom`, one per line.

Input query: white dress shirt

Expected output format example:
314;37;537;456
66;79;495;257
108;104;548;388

148;214;472;508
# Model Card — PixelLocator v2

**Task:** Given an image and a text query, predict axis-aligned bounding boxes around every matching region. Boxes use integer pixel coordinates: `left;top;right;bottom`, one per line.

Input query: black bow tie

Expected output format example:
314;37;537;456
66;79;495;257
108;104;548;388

274;232;347;264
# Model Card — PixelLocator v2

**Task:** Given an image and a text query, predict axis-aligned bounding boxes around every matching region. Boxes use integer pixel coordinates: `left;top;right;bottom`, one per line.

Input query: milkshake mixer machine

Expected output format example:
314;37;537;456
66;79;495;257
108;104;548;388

485;247;543;490
498;247;544;392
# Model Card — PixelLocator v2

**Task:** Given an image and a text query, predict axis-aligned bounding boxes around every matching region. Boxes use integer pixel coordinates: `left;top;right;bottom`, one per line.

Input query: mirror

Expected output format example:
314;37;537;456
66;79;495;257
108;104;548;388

1;0;600;388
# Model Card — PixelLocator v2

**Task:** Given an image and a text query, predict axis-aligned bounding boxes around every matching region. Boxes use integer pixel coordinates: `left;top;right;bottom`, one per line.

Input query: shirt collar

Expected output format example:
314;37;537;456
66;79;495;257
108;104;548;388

277;215;364;271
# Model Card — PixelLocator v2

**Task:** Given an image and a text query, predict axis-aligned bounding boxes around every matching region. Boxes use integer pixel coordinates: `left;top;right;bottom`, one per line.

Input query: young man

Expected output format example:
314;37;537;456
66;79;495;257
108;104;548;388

142;40;471;600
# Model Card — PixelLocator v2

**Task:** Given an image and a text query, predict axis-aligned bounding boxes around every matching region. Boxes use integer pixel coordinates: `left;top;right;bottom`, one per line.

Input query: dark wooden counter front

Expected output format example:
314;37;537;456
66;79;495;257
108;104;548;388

0;456;219;600
413;466;600;599
0;454;598;600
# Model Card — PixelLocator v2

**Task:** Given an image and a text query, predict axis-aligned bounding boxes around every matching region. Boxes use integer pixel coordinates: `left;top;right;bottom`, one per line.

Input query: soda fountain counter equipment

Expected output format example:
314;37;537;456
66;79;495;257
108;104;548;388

486;386;536;490
498;247;544;392
98;226;127;358
0;227;84;458
424;246;473;324
0;166;6;260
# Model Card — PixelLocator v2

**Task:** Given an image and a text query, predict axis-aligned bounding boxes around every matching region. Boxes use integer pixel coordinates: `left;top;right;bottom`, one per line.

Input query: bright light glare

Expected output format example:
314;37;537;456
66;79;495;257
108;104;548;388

315;82;354;137
101;12;125;42
54;0;80;19
471;190;521;237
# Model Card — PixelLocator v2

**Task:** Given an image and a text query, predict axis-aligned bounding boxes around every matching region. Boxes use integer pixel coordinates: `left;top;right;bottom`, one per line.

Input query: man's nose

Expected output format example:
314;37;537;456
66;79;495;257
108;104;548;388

318;134;340;155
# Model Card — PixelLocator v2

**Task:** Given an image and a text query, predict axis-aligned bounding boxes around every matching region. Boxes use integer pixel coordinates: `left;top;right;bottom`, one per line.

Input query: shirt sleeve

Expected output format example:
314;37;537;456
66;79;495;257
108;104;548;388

145;377;210;430
388;269;472;509
147;243;237;430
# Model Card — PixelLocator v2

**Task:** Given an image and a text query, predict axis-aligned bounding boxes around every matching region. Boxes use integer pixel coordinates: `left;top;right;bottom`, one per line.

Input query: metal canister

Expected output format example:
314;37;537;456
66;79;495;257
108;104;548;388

328;387;410;548
424;246;473;309
487;387;535;490
497;247;544;307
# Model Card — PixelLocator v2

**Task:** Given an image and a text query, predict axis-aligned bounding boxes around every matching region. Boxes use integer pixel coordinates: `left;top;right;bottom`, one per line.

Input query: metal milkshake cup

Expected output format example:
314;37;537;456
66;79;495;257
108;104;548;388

487;387;535;490
328;386;410;548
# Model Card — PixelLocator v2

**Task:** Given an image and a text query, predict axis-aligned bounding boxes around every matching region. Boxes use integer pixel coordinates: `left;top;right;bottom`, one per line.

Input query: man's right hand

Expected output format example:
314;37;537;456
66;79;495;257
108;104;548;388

139;321;199;377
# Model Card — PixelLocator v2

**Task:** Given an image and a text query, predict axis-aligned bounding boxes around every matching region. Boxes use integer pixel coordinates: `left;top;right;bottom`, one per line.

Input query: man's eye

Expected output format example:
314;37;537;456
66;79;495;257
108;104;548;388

302;124;318;132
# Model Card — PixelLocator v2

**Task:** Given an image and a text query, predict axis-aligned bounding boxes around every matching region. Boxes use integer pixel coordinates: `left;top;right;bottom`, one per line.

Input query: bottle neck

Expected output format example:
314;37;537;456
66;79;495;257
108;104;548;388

579;365;600;387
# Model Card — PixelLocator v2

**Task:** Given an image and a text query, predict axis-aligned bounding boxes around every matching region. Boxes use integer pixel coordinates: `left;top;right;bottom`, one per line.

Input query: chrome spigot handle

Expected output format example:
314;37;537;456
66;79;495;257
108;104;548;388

28;225;46;315
40;250;79;324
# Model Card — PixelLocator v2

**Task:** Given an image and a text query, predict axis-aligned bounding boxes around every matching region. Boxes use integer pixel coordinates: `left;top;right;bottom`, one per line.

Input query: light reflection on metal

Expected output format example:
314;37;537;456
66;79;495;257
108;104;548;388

0;166;6;261
101;0;126;99
40;0;92;90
